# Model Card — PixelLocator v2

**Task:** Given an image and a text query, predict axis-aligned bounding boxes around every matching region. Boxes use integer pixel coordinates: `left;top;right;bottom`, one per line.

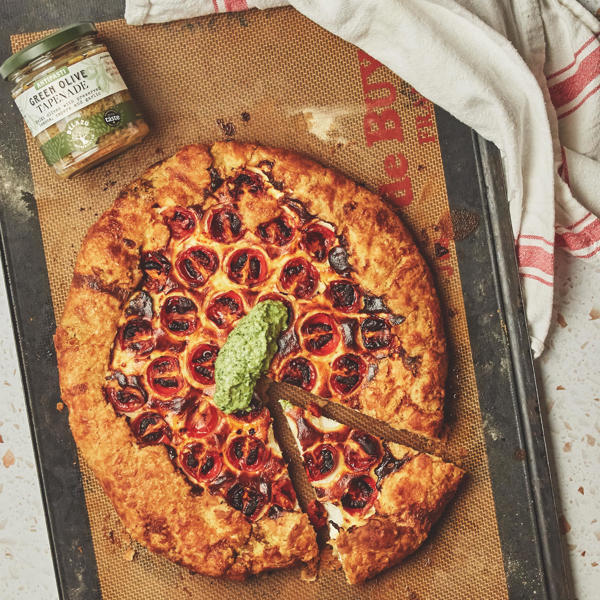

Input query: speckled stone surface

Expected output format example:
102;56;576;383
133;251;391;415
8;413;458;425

0;248;598;599
0;270;56;599
538;251;600;599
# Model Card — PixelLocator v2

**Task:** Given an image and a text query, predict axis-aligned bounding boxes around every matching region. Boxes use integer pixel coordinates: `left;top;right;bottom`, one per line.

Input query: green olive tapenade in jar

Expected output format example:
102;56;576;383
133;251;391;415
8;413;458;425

0;23;149;178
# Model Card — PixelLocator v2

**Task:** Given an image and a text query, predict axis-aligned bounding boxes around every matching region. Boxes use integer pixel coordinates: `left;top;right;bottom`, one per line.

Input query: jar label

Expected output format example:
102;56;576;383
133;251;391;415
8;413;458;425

38;100;142;166
15;51;128;137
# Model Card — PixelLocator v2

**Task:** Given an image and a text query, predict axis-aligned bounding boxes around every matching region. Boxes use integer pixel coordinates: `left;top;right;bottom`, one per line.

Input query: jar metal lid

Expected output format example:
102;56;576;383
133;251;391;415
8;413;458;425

0;22;97;81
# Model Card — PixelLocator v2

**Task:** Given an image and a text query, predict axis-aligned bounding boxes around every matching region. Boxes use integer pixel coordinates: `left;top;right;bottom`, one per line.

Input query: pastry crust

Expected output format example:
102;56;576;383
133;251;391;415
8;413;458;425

55;145;317;577
55;141;447;578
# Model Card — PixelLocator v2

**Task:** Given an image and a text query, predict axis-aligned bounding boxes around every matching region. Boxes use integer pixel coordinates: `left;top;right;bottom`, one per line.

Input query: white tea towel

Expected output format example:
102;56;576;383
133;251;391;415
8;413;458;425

125;0;600;357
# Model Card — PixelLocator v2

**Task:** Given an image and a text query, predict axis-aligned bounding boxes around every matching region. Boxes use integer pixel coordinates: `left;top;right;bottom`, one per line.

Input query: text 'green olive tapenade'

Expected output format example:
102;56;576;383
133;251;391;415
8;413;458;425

0;22;149;178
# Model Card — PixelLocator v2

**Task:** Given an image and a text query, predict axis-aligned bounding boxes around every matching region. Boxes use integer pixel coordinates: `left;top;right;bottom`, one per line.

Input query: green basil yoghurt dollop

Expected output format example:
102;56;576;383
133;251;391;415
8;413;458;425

213;300;288;414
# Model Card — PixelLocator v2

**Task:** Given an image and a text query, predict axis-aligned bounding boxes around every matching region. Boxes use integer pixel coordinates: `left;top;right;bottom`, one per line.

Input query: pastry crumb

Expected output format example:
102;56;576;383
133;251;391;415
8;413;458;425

123;548;136;561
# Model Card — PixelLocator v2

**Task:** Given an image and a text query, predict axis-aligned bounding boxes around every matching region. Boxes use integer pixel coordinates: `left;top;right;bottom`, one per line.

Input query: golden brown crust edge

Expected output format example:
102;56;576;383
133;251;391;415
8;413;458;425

335;450;465;584
54;144;317;578
211;141;447;438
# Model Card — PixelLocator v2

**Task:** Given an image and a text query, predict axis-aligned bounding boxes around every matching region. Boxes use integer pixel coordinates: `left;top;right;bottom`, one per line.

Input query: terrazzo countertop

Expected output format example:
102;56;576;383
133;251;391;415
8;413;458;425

0;248;598;598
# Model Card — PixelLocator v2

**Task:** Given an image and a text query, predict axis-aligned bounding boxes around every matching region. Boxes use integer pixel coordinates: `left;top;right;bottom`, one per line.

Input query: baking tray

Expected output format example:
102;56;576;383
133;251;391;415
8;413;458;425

0;2;569;599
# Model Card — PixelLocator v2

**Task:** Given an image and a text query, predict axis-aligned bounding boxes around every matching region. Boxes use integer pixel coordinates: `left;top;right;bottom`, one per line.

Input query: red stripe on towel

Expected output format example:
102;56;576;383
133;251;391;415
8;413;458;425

517;233;555;247
517;244;554;276
549;46;600;108
556;218;600;251
547;33;600;80
224;0;248;10
558;83;600;119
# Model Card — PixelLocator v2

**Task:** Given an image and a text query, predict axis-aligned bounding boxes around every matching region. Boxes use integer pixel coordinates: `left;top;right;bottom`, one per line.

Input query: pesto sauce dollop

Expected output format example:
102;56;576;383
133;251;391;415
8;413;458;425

213;300;288;414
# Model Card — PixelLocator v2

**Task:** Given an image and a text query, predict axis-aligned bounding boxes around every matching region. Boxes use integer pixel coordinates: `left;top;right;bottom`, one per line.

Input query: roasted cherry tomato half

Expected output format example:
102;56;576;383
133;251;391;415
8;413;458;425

271;477;297;511
330;353;366;395
146;356;184;397
300;223;337;261
226;482;269;521
130;412;172;446
360;317;392;351
229;169;265;196
160;295;199;336
343;430;382;472
279;357;317;391
208;207;243;243
180;443;223;482
256;215;294;246
304;443;340;481
104;377;147;414
185;399;220;437
163;205;197;240
206;291;244;329
227;436;268;472
227;248;268;286
301;313;340;356
175;245;218;287
119;318;155;355
188;344;219;385
140;251;171;292
340;475;377;515
326;280;360;313
279;257;320;299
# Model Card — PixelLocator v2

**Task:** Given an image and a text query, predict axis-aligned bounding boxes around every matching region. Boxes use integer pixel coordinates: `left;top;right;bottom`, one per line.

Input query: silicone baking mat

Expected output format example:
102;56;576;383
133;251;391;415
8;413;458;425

12;8;508;599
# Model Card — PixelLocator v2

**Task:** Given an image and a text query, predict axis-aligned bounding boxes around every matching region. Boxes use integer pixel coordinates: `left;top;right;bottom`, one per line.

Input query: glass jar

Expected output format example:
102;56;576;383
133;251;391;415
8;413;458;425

0;23;149;178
